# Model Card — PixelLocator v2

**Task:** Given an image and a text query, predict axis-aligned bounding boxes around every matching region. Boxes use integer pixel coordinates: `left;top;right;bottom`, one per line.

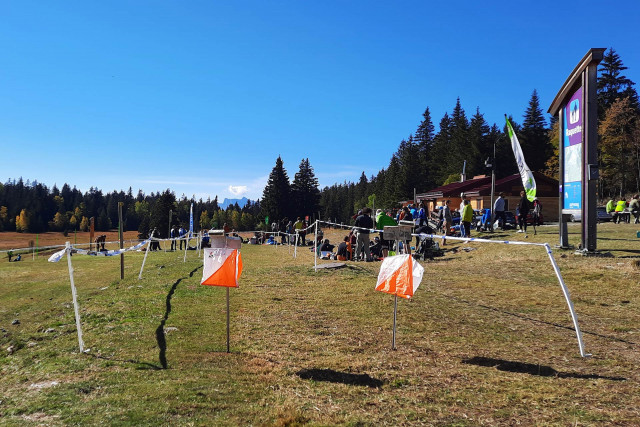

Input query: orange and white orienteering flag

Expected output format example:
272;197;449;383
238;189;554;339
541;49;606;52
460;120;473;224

201;248;243;287
375;254;424;299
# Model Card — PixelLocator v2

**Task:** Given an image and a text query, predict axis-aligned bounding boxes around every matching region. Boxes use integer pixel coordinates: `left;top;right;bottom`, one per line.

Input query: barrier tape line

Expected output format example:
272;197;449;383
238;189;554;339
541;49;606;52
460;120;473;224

48;239;152;263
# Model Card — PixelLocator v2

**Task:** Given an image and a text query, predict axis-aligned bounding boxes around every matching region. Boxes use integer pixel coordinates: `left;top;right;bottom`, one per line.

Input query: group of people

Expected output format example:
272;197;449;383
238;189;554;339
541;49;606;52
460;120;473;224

169;225;188;250
606;195;640;224
269;217;309;245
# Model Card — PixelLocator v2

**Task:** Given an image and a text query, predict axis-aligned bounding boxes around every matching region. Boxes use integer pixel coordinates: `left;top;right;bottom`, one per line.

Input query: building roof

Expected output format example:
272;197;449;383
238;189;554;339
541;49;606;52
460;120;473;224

417;172;559;200
417;176;491;200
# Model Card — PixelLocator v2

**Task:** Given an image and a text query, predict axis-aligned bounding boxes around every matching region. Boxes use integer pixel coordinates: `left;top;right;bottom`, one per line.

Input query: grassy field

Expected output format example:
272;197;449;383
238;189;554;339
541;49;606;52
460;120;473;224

0;223;639;425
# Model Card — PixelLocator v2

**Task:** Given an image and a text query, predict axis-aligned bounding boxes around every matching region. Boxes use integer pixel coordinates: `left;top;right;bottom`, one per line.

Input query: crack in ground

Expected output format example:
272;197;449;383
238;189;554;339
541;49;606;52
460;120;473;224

155;265;202;369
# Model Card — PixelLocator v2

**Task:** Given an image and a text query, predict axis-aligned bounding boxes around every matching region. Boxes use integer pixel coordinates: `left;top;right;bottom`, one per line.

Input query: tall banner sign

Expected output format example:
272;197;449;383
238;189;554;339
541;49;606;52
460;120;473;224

548;48;604;252
562;87;583;212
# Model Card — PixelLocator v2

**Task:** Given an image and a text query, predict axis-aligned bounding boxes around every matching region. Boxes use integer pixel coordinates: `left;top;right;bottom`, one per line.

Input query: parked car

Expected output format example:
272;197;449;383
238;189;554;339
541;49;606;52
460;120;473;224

568;207;614;223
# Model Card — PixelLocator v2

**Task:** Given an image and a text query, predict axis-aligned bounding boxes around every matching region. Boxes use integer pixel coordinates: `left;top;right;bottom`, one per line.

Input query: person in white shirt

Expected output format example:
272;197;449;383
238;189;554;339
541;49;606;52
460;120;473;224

493;193;506;230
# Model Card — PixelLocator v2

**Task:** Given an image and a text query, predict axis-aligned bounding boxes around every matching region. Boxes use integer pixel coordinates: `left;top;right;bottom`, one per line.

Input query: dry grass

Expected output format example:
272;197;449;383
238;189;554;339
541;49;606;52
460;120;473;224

0;222;639;425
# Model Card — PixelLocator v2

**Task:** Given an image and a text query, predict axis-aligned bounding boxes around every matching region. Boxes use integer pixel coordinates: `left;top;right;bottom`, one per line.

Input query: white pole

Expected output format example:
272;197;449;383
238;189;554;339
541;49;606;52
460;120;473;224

66;242;85;353
392;294;398;350
544;244;590;357
314;221;318;272
183;234;189;263
138;232;153;280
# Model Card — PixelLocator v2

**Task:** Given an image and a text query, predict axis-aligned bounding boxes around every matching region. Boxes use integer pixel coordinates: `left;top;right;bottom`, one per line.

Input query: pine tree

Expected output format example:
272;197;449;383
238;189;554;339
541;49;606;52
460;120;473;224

430;112;453;185
415;107;435;188
521;89;551;172
262;156;292;222
598;48;638;116
291;158;320;219
450;98;469;170
468;108;491;176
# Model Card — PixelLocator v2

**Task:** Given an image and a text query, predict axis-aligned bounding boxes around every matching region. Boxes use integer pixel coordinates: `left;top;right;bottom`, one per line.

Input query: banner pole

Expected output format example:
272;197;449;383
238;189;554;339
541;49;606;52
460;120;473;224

66;242;85;353
226;287;230;353
392;294;398;350
138;232;153;279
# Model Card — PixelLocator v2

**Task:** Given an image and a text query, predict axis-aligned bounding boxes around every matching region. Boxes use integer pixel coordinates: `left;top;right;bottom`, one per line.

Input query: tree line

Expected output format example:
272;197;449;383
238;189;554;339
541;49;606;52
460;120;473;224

0;181;262;237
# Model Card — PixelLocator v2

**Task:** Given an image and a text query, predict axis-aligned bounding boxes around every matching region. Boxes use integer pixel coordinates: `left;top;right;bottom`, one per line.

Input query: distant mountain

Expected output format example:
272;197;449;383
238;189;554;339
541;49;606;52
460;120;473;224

219;197;249;210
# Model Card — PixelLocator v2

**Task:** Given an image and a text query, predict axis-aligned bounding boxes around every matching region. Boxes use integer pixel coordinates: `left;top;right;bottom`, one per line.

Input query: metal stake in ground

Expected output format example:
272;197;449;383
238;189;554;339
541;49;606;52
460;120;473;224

66;242;85;353
392;294;398;350
226;287;230;353
118;202;124;280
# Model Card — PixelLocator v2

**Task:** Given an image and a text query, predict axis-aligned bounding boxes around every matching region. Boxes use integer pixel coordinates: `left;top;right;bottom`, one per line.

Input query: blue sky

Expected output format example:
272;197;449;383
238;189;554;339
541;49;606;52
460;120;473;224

2;1;638;201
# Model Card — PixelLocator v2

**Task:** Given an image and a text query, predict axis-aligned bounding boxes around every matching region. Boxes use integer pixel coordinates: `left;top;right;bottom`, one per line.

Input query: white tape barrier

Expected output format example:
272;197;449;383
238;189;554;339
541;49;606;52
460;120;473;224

310;220;589;358
48;239;151;263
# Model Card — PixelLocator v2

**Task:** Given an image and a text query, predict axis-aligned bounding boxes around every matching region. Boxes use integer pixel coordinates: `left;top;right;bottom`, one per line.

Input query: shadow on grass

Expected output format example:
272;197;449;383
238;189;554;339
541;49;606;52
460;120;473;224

443;294;639;347
598;237;638;242
87;353;162;370
155;265;203;369
462;356;626;381
296;368;384;388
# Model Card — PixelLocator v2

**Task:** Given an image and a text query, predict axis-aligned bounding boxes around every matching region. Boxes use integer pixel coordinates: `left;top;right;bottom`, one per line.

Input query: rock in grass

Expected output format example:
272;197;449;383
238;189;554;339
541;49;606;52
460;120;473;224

7;345;15;354
11;319;20;325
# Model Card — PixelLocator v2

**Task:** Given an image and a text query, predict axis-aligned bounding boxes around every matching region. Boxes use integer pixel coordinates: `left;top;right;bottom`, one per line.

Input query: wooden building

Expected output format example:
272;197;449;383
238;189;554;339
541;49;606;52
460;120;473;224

416;172;559;222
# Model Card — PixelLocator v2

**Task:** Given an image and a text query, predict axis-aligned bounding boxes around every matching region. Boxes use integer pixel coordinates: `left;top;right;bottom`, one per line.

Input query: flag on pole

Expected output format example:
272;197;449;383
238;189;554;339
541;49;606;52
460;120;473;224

201;248;243;287
375;254;424;299
189;203;194;238
505;115;536;202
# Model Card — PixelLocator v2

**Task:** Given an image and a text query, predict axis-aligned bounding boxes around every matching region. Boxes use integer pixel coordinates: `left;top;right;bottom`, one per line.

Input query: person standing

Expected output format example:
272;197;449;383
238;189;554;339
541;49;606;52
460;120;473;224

294;217;304;245
532;197;542;235
517;191;530;233
178;225;186;249
459;193;467;237
170;226;177;251
442;200;452;246
629;194;640;224
354;207;374;261
461;199;473;238
376;209;397;258
416;203;427;228
493;193;506;230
